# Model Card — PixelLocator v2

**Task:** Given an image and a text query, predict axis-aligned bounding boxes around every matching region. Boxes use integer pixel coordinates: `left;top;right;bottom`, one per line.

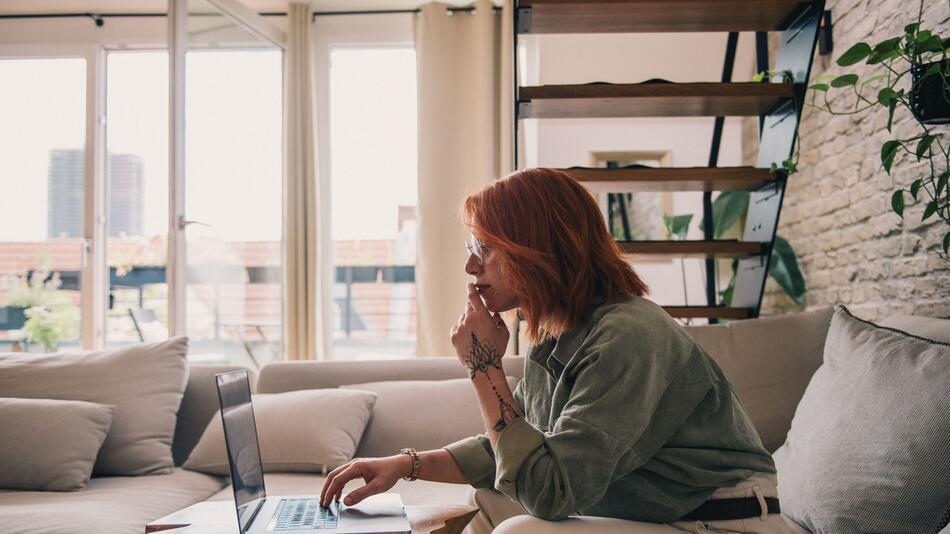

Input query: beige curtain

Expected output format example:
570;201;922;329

414;0;513;357
283;3;333;360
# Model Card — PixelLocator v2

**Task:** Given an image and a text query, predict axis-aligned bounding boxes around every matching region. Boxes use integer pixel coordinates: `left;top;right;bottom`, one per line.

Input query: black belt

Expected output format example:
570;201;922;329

682;496;781;521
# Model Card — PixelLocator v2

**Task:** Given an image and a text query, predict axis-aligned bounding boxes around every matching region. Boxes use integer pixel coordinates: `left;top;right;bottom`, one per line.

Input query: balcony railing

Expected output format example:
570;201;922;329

2;264;416;343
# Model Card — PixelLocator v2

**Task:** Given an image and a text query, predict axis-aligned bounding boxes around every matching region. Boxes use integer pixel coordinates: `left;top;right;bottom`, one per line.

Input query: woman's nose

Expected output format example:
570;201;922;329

465;254;481;275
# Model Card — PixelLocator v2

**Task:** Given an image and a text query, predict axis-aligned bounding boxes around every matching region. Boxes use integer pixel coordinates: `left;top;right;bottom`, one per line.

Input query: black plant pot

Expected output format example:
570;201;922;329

911;59;950;125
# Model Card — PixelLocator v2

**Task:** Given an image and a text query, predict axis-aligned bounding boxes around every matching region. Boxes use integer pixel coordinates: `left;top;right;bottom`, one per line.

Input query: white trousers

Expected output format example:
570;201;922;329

464;473;810;534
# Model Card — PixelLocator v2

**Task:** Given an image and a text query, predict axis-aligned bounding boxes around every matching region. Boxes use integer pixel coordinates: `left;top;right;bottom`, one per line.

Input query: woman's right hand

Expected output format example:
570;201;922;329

319;455;411;508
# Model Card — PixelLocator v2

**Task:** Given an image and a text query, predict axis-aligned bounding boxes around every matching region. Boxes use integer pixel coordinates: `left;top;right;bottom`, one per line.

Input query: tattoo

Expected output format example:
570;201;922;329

463;333;518;432
492;390;518;432
463;332;503;378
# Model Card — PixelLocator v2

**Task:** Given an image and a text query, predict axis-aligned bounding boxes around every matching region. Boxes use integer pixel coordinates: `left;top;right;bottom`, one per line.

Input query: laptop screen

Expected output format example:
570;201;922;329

216;371;267;533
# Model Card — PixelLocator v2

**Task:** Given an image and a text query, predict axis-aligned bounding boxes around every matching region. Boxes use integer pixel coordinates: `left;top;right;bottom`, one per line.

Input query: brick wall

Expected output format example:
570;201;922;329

758;0;950;320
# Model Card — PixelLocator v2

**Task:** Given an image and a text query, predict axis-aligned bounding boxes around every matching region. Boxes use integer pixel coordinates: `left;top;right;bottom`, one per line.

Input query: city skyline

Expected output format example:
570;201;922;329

47;149;145;239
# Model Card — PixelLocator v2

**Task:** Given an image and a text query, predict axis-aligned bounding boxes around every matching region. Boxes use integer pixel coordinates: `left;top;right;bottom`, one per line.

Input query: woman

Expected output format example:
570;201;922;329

320;168;795;533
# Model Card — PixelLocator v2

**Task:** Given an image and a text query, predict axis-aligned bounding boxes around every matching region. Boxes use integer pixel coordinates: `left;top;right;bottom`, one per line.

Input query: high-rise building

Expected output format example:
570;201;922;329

47;150;144;238
46;149;84;239
107;154;144;237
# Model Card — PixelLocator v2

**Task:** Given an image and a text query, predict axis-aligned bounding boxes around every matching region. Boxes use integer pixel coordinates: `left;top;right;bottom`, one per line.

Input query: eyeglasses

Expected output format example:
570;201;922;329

465;234;488;265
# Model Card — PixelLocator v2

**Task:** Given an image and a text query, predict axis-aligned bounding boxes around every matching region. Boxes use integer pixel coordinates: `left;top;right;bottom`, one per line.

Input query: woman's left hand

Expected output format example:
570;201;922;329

450;284;510;372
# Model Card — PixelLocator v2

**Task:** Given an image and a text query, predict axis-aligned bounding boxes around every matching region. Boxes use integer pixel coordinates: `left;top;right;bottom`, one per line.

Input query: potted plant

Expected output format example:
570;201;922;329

808;0;950;258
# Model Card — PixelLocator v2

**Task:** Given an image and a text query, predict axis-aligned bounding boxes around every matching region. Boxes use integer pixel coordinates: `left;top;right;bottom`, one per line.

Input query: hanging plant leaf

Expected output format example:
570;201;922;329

886;99;897;131
937;171;949;196
830;74;860;87
872;36;901;54
809;83;830;92
905;23;920;35
868;47;901;64
944;232;950;255
769;236;806;305
916;135;936;161
881;140;900;173
891;190;905;217
877;87;897;106
923;200;939;221
910;179;923;201
836;42;872;66
920;35;945;53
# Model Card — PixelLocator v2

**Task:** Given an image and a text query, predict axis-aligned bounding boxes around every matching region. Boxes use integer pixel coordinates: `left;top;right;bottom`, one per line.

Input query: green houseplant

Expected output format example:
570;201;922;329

808;0;950;258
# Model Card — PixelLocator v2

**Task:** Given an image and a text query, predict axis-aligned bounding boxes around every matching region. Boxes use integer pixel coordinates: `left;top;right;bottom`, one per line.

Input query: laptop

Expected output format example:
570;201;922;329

215;370;412;534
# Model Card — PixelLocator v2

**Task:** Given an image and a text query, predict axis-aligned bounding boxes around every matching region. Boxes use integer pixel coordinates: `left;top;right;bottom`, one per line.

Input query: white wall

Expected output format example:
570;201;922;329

527;31;757;310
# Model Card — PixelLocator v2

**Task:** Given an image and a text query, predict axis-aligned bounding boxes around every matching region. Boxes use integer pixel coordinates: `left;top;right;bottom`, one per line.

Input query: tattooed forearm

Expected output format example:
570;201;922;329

464;333;519;432
463;332;503;378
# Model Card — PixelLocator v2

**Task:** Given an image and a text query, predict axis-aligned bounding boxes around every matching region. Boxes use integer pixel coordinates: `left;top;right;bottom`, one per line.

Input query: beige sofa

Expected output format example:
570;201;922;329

0;307;946;534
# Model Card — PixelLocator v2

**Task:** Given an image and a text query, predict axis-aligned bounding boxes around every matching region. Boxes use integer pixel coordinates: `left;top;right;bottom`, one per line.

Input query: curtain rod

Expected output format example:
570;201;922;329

0;12;285;26
0;6;499;26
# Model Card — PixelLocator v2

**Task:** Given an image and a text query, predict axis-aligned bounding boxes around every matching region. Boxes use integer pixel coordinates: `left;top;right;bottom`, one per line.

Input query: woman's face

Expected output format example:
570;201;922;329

465;237;520;313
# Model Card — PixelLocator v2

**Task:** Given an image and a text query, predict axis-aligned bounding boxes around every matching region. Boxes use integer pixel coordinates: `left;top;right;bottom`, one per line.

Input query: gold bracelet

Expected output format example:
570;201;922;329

399;448;420;481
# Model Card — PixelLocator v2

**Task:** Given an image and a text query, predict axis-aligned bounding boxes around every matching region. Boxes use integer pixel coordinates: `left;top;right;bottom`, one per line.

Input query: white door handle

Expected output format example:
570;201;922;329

178;215;210;230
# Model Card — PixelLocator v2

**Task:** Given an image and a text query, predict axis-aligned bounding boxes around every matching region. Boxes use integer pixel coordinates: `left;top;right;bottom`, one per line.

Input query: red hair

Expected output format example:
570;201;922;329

463;168;648;342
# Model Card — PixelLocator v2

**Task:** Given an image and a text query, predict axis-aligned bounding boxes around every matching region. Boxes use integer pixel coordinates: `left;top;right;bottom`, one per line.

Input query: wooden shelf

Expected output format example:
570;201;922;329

563;166;781;192
519;82;794;118
518;0;810;33
663;306;752;320
618;240;764;258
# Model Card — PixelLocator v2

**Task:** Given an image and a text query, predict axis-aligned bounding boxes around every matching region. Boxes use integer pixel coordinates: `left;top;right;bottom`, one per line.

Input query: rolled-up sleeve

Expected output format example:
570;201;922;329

444;434;496;489
443;379;526;489
490;336;714;521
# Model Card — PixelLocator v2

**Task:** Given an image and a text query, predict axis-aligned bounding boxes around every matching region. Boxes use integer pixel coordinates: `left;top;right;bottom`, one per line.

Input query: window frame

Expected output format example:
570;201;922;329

312;13;417;357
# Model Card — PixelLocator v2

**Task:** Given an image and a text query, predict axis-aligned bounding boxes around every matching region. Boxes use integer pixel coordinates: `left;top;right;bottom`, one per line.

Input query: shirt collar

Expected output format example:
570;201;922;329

529;297;605;373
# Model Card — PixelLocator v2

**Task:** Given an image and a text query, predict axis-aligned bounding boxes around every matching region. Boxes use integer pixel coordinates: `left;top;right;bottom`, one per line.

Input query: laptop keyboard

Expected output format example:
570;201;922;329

273;498;339;531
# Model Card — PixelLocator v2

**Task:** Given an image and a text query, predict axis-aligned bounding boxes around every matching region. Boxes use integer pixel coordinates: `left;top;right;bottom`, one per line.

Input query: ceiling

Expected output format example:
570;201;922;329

0;0;478;15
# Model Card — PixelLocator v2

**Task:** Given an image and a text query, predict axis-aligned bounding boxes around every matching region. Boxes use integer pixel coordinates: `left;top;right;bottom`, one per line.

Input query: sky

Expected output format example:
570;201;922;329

0;45;418;244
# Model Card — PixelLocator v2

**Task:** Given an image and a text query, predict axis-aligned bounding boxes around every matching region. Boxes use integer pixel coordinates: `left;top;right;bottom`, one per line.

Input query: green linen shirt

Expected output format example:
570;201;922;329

443;295;775;523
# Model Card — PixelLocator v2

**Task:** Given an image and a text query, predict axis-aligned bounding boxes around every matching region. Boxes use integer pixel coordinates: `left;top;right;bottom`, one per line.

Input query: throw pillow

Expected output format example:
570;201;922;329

0;397;115;491
0;337;189;476
773;305;950;534
342;377;519;458
683;306;833;451
183;388;377;475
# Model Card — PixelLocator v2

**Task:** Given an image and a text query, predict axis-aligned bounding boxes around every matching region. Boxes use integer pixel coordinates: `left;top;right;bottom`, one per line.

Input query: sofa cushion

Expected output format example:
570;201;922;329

0;468;225;534
342;377;518;458
0;398;114;491
0;338;189;476
773;306;950;534
682;307;833;451
184;388;377;475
